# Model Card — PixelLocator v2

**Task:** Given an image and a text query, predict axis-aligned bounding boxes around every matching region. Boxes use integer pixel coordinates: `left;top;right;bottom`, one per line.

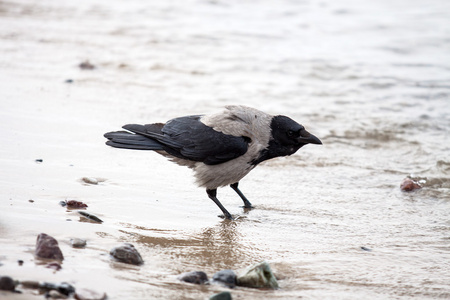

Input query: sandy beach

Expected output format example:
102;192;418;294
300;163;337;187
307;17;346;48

1;0;449;299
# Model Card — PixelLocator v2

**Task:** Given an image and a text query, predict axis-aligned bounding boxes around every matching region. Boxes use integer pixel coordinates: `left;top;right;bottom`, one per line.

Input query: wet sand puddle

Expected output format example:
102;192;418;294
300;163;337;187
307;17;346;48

1;0;450;299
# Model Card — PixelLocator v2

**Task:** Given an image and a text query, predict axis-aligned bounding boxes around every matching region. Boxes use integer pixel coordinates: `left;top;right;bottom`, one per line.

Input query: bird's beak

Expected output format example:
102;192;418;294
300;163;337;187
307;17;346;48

298;129;322;145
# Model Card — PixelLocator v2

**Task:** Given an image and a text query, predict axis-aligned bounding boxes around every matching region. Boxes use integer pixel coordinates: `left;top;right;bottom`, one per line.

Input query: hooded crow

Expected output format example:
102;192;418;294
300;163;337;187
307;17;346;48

104;105;321;219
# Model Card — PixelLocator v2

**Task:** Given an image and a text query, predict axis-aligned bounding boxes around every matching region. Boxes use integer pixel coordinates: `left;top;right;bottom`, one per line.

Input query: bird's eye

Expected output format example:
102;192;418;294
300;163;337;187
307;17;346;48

287;130;294;137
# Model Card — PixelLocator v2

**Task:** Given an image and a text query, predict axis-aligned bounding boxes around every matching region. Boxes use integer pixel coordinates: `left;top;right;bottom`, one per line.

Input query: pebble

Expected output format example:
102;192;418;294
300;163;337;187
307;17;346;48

82;177;98;185
400;178;422;191
0;276;16;291
79;61;95;70
35;233;64;260
71;238;87;248
212;269;236;288
78;211;103;223
74;288;107;300
65;200;88;208
236;261;278;289
209;291;232;300
39;282;75;296
178;271;208;285
110;243;143;265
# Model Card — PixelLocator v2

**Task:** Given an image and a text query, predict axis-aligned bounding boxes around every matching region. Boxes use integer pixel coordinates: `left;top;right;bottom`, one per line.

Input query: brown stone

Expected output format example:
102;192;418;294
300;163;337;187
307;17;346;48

400;178;422;192
35;233;64;260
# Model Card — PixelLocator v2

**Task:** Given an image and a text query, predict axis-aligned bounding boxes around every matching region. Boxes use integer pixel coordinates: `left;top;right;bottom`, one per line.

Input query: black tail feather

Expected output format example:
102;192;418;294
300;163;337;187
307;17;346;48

104;130;164;151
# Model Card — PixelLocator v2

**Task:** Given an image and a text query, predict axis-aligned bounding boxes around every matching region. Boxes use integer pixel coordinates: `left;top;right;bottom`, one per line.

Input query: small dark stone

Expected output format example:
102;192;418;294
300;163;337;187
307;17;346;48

361;246;372;252
209;291;232;300
28;199;35;203
57;283;75;296
78;211;103;223
178;271;208;285
65;79;73;83
18;260;24;266
110;243;143;265
82;177;98;185
71;238;87;248
212;269;236;288
39;282;75;296
0;276;16;291
35;233;64;260
79;61;95;70
35;159;43;163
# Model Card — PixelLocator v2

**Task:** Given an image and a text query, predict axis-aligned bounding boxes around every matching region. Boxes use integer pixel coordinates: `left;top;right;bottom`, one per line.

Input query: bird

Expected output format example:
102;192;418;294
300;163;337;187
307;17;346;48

104;105;322;219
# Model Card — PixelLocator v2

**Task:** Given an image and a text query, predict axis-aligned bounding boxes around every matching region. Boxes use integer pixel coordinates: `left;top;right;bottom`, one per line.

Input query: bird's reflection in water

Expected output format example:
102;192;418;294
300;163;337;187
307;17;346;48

118;219;261;272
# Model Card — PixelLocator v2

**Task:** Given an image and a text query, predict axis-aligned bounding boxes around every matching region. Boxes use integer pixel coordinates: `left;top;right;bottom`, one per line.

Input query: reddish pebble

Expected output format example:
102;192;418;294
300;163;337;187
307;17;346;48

35;233;64;260
400;178;422;192
66;200;88;208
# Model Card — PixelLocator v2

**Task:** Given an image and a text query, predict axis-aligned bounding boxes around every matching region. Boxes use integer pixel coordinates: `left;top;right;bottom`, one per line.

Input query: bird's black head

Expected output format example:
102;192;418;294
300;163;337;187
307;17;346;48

271;115;322;149
251;115;321;165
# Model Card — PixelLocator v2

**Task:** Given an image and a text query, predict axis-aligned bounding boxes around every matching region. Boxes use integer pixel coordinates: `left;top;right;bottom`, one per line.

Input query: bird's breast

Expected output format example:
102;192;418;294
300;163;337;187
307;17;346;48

193;154;257;189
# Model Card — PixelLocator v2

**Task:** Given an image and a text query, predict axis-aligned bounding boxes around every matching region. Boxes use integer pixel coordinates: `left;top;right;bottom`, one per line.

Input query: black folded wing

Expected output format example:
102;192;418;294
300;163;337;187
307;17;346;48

123;115;250;165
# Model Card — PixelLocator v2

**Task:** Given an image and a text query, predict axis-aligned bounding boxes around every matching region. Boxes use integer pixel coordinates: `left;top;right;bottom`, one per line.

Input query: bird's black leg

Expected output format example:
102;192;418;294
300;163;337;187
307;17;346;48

206;189;233;220
230;182;253;209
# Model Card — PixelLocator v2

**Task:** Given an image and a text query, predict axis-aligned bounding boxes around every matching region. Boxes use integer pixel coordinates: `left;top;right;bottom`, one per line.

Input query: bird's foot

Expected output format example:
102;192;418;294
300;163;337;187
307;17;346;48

241;199;253;209
218;213;234;220
241;204;254;209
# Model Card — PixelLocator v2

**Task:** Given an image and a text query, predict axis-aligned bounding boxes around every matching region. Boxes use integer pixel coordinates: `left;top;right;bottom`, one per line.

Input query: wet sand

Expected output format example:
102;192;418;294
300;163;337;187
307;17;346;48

1;0;450;299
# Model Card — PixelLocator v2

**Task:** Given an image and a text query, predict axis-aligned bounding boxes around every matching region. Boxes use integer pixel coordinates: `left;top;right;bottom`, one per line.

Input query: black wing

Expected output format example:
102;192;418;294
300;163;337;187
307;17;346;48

123;115;250;165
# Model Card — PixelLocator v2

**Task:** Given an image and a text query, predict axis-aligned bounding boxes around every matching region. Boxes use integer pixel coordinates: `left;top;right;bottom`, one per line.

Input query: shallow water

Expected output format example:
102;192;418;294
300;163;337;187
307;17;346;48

0;0;449;299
